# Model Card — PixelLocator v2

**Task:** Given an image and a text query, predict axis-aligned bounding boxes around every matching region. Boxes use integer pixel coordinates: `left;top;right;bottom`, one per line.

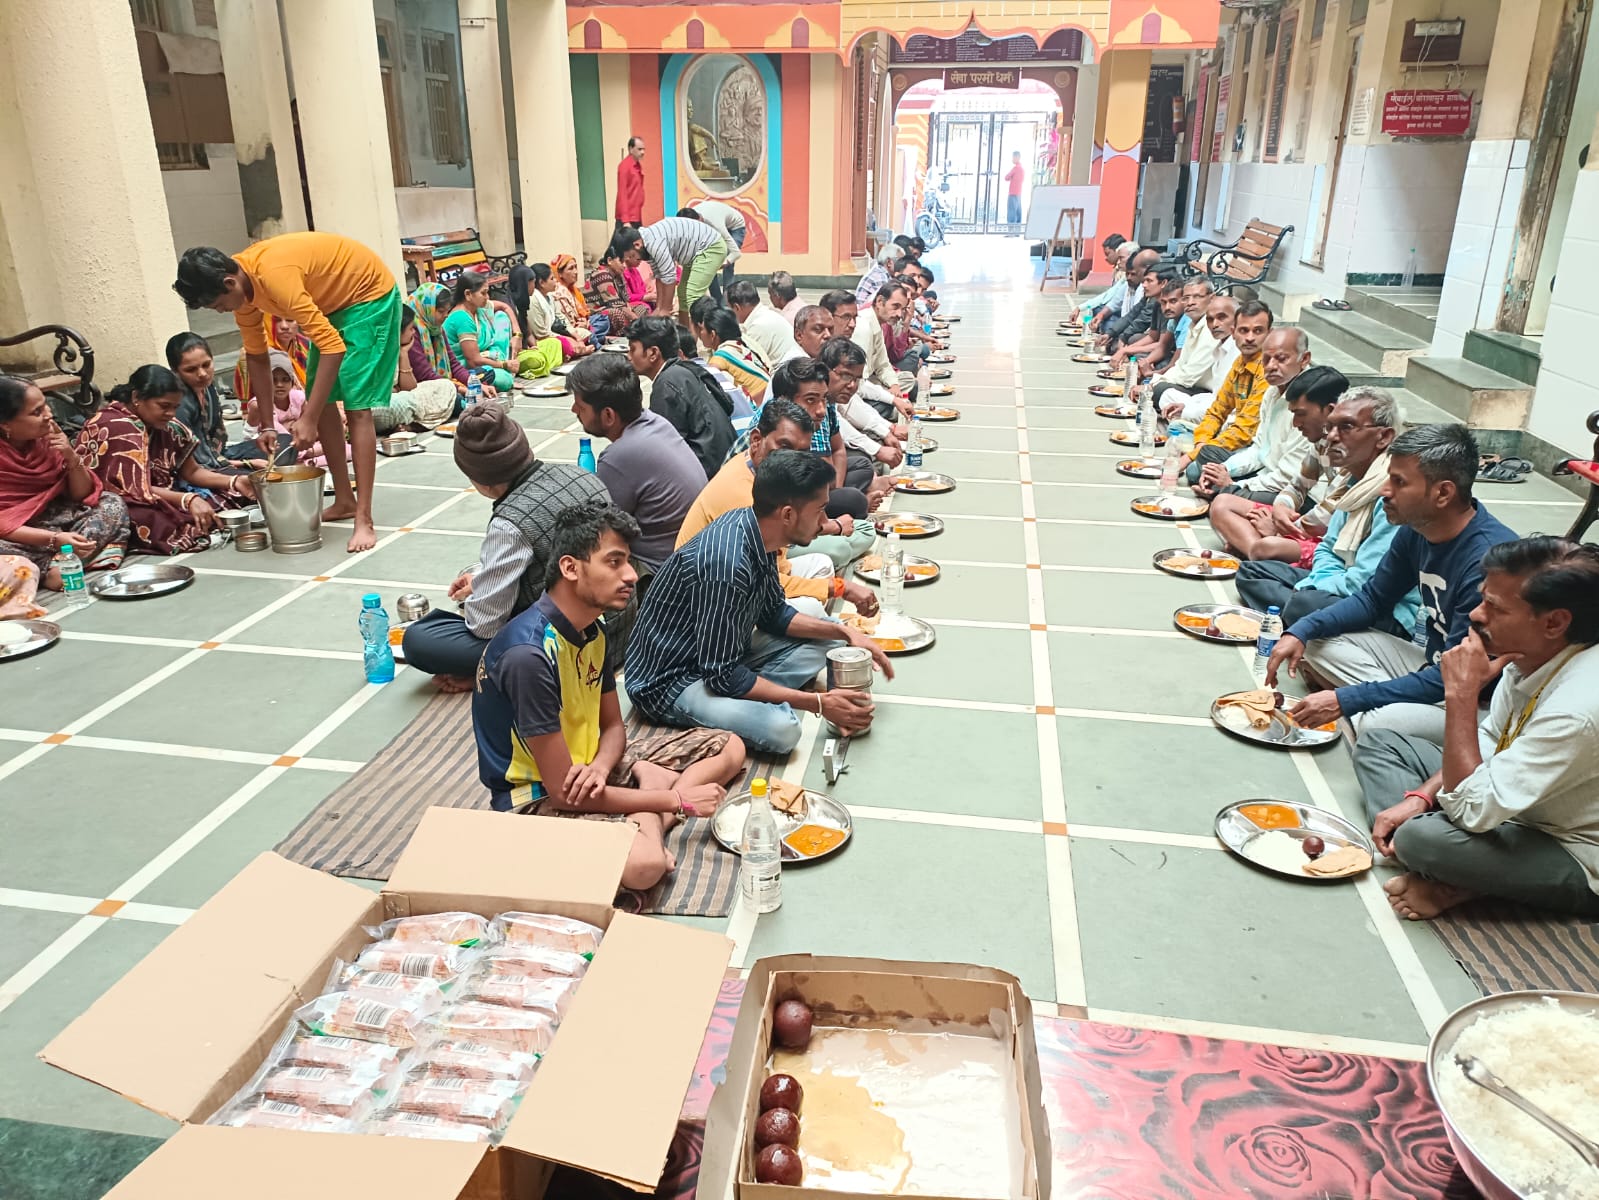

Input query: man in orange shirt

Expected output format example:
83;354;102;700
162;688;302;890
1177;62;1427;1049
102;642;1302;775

174;233;401;552
1004;150;1026;226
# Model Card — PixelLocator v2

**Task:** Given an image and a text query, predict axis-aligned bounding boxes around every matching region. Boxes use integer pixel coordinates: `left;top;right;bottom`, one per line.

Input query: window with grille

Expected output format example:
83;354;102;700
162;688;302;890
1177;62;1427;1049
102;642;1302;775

156;141;208;169
1349;0;1369;25
1263;11;1298;161
421;31;466;165
853;47;870;171
130;0;165;30
1311;0;1328;40
191;0;216;28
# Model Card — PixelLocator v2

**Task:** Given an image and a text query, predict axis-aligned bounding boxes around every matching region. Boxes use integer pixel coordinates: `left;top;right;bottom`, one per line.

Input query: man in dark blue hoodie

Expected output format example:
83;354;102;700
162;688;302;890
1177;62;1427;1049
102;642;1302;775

1265;423;1516;742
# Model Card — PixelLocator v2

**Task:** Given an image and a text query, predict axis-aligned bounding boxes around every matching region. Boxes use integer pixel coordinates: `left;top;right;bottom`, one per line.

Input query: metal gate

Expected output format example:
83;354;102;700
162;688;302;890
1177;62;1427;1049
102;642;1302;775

927;112;1047;234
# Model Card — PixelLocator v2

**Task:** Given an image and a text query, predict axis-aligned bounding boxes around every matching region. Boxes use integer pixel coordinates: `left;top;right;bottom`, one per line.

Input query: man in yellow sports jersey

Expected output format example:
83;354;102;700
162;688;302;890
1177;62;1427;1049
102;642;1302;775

472;500;746;891
174;233;401;553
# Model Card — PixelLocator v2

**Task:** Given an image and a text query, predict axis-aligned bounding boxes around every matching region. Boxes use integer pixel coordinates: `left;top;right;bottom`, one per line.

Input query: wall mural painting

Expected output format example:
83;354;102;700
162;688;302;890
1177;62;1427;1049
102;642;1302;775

673;53;774;253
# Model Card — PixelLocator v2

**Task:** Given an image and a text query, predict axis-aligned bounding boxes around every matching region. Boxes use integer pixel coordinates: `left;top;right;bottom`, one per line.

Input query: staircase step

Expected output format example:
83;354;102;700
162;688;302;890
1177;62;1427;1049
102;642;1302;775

1345;287;1440;343
1463;329;1541;387
1297;339;1406;389
1404;356;1533;427
1298;307;1429;376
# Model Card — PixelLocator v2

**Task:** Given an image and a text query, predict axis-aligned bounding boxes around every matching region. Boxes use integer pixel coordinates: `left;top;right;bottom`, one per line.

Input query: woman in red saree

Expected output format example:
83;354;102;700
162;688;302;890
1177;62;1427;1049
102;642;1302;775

0;376;130;586
75;366;255;555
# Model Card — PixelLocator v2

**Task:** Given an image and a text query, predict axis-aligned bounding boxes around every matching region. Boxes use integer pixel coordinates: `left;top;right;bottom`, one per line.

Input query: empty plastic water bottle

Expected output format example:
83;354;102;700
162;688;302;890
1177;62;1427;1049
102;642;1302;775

577;437;596;472
359;593;396;684
905;417;924;469
53;544;86;598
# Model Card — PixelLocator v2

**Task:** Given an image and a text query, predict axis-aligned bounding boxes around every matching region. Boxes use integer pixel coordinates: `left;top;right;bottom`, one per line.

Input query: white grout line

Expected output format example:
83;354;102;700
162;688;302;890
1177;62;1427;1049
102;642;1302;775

0;918;108;1014
0;743;55;787
0;889;97;916
61;649;211;736
849;804;1041;836
1068;824;1222;851
57;630;203;650
207;643;364;662
1081;1008;1429;1062
115;901;198;925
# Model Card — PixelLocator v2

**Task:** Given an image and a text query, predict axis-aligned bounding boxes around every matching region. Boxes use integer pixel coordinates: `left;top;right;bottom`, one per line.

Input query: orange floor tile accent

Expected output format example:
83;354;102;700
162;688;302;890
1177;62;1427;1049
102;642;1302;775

1035;704;1056;715
1056;1002;1090;1020
313;576;331;582
89;900;125;917
42;733;71;745
199;641;221;649
1042;821;1068;836
273;755;300;767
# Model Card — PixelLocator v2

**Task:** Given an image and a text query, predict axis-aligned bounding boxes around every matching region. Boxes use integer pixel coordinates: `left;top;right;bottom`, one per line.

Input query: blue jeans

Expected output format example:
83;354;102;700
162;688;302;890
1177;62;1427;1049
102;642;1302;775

1007;193;1022;224
655;603;839;754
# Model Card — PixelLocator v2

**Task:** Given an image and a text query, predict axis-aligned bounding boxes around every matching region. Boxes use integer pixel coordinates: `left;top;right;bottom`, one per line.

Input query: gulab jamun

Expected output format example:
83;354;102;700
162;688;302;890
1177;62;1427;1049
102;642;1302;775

1302;835;1326;860
772;999;813;1050
760;1074;803;1113
755;1107;800;1149
756;1144;804;1186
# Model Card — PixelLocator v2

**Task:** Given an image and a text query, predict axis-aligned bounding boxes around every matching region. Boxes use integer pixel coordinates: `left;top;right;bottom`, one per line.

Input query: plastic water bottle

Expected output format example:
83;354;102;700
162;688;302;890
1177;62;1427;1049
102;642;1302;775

1124;354;1140;396
577;437;596;472
905;417;923;469
1254;605;1283;684
880;531;906;617
358;593;396;684
740;777;782;912
1402;248;1417;289
53;545;86;598
1137;387;1158;461
916;362;931;401
466;374;483;405
1159;442;1182;495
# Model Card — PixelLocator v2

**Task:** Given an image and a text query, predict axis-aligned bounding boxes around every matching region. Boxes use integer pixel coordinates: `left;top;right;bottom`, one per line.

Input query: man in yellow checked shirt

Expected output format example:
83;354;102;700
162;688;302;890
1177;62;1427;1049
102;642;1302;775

174;233;400;552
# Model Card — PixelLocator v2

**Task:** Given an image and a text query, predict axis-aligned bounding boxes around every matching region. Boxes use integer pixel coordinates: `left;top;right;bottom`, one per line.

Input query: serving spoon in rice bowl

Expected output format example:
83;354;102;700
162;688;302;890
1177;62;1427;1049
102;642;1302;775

1455;1054;1599;1174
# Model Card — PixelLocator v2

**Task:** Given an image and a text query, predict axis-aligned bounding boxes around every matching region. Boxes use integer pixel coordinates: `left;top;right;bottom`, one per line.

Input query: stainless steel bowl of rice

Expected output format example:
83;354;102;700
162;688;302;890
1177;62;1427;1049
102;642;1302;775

1427;989;1599;1200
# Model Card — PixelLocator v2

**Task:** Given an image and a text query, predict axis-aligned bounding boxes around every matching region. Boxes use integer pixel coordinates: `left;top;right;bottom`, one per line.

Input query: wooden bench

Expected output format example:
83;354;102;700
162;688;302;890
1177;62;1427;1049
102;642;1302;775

400;228;525;297
1182;219;1294;293
0;323;99;434
1555;409;1599;542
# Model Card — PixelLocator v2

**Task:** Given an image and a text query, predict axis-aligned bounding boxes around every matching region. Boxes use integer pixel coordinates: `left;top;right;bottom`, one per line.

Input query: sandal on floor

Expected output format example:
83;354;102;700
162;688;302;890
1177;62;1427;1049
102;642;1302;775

1313;298;1352;311
1477;462;1528;483
1500;456;1533;474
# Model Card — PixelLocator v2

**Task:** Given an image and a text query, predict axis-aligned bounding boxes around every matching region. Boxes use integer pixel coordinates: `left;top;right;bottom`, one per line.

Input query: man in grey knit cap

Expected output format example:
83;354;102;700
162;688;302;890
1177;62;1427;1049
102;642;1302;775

401;403;609;689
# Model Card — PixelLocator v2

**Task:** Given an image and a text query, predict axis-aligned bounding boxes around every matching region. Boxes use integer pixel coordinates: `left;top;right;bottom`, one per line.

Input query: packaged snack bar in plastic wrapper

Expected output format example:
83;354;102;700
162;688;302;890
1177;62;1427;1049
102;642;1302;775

214;1098;352;1134
275;1034;402;1077
462;974;579;1020
368;1110;492;1143
392;1075;523;1130
492;912;604;957
365;912;497;948
427;1001;557;1055
256;1065;390;1119
354;939;480;982
296;990;435;1048
340;968;448;1012
408;1038;540;1084
481;944;591;981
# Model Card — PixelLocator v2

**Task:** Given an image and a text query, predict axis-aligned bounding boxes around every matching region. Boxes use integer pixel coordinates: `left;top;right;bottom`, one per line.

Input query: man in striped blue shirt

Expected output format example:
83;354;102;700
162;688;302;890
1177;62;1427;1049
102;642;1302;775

624;450;893;753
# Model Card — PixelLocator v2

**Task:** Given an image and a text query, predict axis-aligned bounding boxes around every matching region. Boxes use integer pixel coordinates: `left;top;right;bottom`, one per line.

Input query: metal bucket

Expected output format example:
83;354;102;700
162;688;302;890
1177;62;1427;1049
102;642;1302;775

824;646;875;736
249;463;325;554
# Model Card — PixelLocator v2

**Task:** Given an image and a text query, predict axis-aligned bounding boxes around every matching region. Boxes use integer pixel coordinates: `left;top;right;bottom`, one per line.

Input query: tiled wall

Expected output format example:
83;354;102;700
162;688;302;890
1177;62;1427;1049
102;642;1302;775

1527;168;1599;454
1192;142;1468;298
1432;139;1529;357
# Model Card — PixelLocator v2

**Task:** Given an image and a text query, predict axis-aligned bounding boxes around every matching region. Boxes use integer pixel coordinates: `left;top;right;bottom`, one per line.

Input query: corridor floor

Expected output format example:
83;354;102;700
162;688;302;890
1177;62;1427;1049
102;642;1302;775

0;240;1584;1196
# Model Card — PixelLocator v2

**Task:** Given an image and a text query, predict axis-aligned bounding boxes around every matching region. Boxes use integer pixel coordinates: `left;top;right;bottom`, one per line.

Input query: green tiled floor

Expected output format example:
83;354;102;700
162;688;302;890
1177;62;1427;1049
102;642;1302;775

3;241;1571;1198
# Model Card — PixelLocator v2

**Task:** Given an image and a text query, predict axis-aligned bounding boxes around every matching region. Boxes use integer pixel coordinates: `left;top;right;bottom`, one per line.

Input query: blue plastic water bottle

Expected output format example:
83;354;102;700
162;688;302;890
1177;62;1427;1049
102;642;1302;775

577;437;596;472
359;594;396;684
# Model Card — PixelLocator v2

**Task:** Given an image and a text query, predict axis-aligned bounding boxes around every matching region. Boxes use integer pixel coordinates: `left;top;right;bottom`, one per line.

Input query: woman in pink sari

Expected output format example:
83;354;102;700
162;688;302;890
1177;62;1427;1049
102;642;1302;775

0;376;130;587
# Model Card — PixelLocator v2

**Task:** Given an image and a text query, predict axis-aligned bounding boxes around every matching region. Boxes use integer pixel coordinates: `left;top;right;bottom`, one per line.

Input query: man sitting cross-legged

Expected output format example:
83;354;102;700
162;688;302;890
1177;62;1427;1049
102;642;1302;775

1235;385;1417;632
1108;271;1180;373
1172;299;1273;486
819;289;912;425
1356;537;1599;921
784;304;903;471
402;403;608;690
1195;331;1315;503
1159;293;1239;423
1265;423;1516;741
625;450;893;754
472;500;746;891
678;397;880;618
626;315;731;476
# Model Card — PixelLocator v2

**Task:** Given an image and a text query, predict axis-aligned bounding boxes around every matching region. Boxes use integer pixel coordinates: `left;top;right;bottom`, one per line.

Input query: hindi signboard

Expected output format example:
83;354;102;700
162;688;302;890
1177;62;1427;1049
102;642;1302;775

1381;89;1473;137
944;67;1020;90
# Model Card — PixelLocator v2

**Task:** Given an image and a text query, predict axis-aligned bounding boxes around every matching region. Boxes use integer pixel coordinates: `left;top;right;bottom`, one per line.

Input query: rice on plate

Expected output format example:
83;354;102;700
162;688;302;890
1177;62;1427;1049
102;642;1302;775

1434;997;1599;1199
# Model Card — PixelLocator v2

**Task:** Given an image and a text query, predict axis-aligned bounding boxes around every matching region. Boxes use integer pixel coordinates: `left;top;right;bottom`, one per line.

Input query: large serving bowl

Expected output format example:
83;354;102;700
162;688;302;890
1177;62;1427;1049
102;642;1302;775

1426;989;1599;1199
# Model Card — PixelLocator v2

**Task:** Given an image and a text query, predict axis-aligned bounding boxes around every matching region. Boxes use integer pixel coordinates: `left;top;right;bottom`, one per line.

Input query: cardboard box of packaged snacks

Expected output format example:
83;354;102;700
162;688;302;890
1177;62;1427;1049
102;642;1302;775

42;807;731;1199
699;954;1051;1200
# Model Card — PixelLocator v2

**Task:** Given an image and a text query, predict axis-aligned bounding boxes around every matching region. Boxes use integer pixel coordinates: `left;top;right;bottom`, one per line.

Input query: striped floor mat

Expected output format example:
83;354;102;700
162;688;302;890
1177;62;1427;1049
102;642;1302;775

274;690;775;917
1430;903;1599;994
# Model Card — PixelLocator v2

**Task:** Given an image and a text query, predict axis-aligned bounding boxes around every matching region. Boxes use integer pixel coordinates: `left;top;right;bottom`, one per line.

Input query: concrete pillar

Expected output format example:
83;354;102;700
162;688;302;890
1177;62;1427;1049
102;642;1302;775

1095;51;1151;249
1069;65;1098;186
507;0;582;257
596;55;632;224
0;4;187;380
216;0;307;241
459;0;515;252
280;0;404;284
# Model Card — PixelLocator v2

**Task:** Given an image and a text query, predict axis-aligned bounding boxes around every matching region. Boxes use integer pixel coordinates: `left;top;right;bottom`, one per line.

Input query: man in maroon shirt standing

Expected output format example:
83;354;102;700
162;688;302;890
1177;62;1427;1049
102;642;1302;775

616;137;646;233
